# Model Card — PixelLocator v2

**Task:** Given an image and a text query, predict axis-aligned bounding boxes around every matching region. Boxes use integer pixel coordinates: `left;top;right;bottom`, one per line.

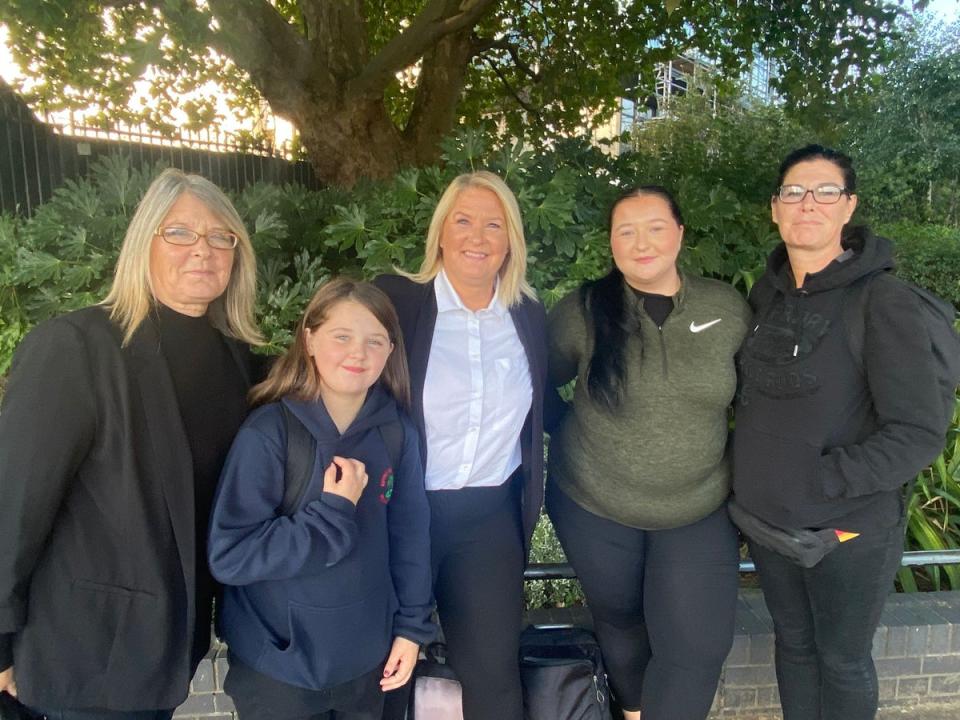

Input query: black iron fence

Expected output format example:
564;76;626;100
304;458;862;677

524;549;960;580
0;85;320;216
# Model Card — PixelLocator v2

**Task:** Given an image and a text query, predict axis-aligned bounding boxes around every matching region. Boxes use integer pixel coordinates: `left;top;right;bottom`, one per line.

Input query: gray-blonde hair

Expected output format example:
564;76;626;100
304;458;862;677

404;170;535;307
101;168;262;346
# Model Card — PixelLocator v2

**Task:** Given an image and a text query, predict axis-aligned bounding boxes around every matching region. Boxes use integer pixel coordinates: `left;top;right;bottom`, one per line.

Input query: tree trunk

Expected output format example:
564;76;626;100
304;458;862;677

291;95;411;188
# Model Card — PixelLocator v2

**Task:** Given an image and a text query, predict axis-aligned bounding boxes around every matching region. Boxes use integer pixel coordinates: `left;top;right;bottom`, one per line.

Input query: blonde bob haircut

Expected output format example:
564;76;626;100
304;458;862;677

101;168;262;346
404;170;535;307
250;277;411;410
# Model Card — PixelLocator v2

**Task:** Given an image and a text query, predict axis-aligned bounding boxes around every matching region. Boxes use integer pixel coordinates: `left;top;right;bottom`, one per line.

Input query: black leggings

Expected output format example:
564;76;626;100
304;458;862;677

429;481;525;720
546;482;739;720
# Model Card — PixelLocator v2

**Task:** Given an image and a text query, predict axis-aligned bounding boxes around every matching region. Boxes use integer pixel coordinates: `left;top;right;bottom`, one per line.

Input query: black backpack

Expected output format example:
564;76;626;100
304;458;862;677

277;403;404;516
844;272;960;432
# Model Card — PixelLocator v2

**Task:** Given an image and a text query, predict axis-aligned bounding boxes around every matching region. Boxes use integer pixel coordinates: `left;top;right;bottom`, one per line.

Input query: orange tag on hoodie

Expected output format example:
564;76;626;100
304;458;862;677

835;530;860;542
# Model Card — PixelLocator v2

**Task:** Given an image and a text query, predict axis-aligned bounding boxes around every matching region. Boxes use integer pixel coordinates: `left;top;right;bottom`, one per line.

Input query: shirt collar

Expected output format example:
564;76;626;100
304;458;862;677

435;269;507;317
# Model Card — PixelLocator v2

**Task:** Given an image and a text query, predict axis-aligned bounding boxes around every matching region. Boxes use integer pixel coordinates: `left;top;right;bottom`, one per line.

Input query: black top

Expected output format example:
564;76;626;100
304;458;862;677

631;288;674;328
733;233;946;532
156;304;248;664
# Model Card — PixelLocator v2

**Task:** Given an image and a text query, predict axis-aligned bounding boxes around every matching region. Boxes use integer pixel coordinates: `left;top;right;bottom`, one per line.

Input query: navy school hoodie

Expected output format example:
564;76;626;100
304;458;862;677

733;232;946;533
208;384;436;690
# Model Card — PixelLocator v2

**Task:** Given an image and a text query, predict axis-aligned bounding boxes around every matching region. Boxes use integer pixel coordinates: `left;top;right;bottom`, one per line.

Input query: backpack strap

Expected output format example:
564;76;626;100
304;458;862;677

840;273;878;370
279;403;317;516
378;419;404;472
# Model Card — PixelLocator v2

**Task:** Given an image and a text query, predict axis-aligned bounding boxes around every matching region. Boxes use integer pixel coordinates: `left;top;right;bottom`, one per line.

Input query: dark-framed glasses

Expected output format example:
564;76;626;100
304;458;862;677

156;225;239;250
777;184;850;205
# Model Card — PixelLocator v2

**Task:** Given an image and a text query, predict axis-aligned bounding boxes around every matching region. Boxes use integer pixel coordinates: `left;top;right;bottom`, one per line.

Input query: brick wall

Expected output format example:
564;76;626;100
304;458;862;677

175;590;960;720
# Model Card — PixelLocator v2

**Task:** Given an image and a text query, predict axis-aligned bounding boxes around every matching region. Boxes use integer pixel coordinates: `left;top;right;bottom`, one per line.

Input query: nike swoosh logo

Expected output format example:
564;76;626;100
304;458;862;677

690;318;722;333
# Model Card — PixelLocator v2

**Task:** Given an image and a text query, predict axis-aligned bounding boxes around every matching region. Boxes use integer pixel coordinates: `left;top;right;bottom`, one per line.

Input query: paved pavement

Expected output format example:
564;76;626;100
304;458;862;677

877;706;960;719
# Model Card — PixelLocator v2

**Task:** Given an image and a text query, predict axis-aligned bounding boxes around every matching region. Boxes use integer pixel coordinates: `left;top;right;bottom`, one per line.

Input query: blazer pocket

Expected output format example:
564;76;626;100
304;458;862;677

68;579;156;675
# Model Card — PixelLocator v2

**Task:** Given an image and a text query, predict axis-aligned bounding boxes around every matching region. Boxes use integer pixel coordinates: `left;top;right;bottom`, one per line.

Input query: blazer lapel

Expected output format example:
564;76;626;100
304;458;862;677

127;317;196;598
408;280;437;469
510;300;541;397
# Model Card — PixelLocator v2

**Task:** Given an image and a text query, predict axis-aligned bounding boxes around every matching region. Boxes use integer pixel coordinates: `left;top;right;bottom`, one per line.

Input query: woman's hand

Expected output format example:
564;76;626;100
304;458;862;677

380;636;420;691
0;665;16;696
322;456;368;506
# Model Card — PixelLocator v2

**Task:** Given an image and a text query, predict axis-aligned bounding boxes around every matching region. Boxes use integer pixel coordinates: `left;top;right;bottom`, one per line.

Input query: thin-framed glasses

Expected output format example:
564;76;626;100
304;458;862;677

156;225;238;250
776;184;850;205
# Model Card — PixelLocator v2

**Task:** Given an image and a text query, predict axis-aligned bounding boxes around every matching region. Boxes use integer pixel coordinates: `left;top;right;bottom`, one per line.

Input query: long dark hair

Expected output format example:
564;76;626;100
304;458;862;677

581;185;683;411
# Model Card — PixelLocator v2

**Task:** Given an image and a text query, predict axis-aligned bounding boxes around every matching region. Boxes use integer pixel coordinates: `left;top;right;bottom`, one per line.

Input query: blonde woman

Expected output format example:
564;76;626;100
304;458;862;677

375;171;548;720
0;169;264;720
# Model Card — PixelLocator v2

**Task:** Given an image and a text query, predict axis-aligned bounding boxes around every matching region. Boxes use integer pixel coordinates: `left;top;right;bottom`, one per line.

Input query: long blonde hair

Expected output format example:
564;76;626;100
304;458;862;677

250;278;411;409
101;168;262;346
403;170;535;307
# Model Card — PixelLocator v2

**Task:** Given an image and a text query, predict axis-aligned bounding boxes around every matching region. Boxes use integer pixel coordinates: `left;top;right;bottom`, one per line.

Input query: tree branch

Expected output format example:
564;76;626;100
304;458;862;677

204;0;316;112
402;27;475;162
354;0;498;95
298;0;368;78
481;55;541;118
474;37;541;81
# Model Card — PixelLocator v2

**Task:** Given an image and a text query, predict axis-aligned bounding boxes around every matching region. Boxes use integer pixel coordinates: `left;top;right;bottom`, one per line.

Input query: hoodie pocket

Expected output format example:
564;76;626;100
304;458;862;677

733;423;826;522
257;590;394;689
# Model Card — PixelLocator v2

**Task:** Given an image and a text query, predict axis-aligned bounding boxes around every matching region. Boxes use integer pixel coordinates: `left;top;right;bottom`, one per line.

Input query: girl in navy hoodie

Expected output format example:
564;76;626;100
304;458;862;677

208;278;435;720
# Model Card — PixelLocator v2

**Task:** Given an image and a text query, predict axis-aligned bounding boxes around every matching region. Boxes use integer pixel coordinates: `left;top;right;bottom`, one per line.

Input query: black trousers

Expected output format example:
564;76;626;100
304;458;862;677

749;519;904;720
430;480;525;720
224;652;384;720
546;482;739;720
385;480;527;720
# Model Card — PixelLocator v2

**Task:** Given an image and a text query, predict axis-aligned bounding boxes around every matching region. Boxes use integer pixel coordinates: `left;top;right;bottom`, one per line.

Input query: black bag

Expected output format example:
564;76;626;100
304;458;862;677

278;403;403;515
519;626;612;720
728;499;841;568
408;643;463;720
0;692;39;720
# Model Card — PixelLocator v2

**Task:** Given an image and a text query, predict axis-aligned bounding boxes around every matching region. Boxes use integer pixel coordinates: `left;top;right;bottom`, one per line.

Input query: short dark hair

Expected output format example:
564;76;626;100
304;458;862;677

776;144;857;194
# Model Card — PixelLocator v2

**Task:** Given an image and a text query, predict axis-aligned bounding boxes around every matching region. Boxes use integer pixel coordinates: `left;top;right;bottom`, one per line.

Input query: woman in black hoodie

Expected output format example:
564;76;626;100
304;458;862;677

732;145;947;720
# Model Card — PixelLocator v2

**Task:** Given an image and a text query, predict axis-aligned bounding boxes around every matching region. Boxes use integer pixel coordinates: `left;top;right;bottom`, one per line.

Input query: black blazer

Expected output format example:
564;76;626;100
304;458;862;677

374;275;547;554
0;306;260;710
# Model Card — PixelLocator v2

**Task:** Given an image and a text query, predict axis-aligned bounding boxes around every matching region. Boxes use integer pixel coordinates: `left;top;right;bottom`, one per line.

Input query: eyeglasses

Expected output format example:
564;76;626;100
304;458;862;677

776;184;850;205
156;225;239;250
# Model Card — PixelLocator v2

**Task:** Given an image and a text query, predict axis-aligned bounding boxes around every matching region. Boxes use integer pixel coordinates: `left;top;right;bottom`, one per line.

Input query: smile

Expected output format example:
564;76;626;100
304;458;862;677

463;251;488;259
342;366;366;374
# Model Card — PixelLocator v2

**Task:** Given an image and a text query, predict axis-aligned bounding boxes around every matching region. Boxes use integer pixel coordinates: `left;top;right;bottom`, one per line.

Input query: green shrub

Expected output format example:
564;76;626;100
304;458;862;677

523;514;585;609
876;221;960;308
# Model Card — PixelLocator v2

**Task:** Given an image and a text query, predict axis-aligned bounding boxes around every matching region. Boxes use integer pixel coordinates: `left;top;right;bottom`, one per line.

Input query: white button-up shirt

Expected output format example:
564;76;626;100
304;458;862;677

422;270;533;491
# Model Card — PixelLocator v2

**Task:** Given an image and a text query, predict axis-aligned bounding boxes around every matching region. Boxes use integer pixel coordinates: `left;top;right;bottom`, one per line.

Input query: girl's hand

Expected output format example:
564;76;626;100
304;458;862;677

380;636;420;691
0;665;16;696
322;456;367;506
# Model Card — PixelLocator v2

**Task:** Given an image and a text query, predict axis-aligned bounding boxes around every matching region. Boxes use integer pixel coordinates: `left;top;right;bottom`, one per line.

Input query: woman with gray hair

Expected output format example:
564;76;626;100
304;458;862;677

0;168;264;720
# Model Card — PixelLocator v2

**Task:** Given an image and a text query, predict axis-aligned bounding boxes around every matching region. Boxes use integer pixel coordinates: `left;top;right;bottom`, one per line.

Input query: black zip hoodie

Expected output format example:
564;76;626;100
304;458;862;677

732;231;946;533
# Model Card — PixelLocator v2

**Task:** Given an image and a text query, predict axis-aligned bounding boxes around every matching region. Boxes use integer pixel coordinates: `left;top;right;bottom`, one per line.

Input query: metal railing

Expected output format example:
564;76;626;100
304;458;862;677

523;549;960;581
